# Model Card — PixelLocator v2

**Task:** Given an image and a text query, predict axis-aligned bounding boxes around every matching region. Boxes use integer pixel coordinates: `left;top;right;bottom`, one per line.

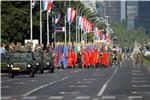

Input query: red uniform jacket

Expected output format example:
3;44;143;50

101;51;109;67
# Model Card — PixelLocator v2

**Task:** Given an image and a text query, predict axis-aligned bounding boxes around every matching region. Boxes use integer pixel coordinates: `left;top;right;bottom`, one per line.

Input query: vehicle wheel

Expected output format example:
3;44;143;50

51;68;54;73
8;72;14;78
40;69;44;74
29;72;35;78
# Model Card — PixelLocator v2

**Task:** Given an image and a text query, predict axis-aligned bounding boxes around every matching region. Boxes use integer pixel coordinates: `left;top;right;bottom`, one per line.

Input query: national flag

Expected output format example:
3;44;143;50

70;9;77;23
67;7;72;23
32;0;36;9
55;13;61;24
47;0;54;13
62;46;67;68
42;0;54;13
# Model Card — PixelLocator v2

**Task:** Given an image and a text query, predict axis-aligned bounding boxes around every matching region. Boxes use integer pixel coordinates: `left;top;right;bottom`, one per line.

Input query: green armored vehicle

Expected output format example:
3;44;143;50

34;52;44;74
7;53;35;78
1;53;9;73
43;52;54;73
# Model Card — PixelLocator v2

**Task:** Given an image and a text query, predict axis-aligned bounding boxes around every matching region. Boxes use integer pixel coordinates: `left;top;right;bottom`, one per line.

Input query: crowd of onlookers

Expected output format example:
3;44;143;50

0;42;55;54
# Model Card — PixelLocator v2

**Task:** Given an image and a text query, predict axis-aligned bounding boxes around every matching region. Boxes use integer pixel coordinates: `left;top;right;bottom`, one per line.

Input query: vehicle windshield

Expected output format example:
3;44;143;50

9;53;33;61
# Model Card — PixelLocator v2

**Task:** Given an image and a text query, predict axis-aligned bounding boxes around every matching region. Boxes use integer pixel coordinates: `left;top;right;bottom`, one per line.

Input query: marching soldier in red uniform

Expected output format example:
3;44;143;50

101;49;109;68
67;49;73;68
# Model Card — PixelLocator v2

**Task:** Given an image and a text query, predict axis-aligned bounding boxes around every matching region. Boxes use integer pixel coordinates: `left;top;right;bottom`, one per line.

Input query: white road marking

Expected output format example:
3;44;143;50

23;84;48;96
22;77;69;96
59;91;80;95
48;96;64;99
1;96;11;100
97;66;118;96
77;81;92;84
128;96;143;99
93;98;99;100
22;96;37;99
1;79;16;83
83;78;96;81
132;70;141;73
69;85;87;88
132;84;150;87
132;77;145;80
132;73;144;75
16;82;24;85
132;80;148;83
132;91;150;95
30;80;37;82
76;96;90;99
1;86;10;89
101;96;116;99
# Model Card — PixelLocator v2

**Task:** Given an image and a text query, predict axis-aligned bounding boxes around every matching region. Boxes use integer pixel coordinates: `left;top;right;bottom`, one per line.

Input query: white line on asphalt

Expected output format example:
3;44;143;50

1;86;10;89
1;96;11;100
132;77;145;80
1;79;16;83
83;78;96;81
16;82;25;85
69;85;87;88
132;91;150;95
132;84;150;88
22;96;37;99
22;77;69;96
93;98;99;100
30;80;37;82
132;80;148;83
128;96;143;99
101;96;116;99
59;91;80;95
48;96;64;99
132;70;141;73
76;96;90;99
23;84;48;96
132;73;145;75
77;81;92;84
97;66;118;96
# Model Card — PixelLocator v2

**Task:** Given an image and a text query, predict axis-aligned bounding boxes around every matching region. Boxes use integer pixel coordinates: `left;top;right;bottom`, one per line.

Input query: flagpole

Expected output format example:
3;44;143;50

65;15;67;45
76;15;78;43
64;1;67;45
69;1;71;43
47;12;49;44
40;0;42;44
30;0;33;41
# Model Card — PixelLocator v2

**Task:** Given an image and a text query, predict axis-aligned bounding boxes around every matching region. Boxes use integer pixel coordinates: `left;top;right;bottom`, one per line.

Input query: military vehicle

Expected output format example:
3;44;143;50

7;53;35;78
43;53;54;73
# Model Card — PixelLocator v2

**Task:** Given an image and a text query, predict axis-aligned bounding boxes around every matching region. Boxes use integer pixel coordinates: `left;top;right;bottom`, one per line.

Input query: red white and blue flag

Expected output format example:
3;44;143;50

42;0;54;13
55;13;61;24
67;7;76;23
32;0;36;8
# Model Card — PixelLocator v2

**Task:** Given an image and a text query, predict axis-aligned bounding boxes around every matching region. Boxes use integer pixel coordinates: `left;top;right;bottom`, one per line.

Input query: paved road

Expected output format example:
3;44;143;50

1;60;150;100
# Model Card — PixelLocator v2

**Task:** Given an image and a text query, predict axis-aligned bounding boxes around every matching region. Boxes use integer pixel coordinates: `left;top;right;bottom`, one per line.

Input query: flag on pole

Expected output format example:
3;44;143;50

32;0;36;8
42;0;54;13
67;7;76;23
67;7;72;23
55;13;61;24
71;9;77;23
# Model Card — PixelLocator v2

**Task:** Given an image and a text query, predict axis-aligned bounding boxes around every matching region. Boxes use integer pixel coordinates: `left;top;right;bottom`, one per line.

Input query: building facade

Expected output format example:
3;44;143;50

95;1;121;22
138;1;150;35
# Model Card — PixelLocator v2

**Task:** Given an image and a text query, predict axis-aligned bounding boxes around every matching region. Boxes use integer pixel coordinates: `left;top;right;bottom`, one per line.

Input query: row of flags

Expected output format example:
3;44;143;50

78;16;93;33
31;0;110;41
67;7;77;23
